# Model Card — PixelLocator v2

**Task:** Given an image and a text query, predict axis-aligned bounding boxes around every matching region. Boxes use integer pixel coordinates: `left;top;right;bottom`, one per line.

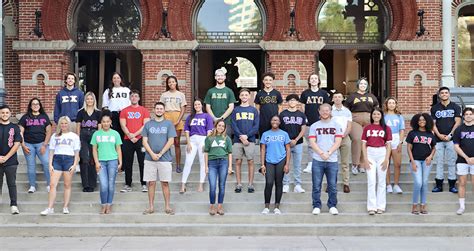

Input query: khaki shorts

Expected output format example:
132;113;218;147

232;142;256;160
164;111;184;131
143;160;172;182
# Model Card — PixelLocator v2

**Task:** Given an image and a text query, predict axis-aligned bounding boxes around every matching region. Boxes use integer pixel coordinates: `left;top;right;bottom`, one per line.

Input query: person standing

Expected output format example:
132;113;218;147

119;90;150;193
102;72;131;138
54;73;84;131
231;88;259;193
384;97;405;194
19;98;52;193
431;87;462;193
255;72;283;138
142;102;176;215
160;76;187;173
279;94;307;193
0;105;22;214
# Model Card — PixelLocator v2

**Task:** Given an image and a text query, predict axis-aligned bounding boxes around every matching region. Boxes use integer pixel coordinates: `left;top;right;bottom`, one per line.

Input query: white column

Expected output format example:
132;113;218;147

441;0;455;87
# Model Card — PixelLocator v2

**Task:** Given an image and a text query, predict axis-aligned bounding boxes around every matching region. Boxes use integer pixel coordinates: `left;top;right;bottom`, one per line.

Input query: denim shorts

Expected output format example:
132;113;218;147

52;154;75;171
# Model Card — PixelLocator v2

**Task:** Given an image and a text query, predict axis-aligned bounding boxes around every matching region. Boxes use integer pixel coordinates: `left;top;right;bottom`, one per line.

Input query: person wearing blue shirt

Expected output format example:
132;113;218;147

53;73;84;129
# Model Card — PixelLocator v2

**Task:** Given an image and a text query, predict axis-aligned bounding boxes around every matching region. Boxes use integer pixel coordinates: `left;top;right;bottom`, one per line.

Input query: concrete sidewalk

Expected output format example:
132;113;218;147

0;236;472;250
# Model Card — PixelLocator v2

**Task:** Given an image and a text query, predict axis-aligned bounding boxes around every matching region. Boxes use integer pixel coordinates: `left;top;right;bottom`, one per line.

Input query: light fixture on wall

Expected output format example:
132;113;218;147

416;9;426;37
288;8;297;37
161;10;171;38
32;9;43;38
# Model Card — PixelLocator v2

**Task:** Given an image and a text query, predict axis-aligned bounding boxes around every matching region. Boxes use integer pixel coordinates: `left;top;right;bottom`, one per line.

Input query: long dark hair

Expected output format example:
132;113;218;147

370;107;387;133
165;75;179;91
306;73;320;89
187;98;205;128
410;113;434;132
27;97;46;116
108;72;126;99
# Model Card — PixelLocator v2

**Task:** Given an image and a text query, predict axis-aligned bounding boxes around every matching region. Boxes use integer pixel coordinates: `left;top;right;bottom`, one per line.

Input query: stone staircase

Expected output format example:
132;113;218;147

0;144;472;237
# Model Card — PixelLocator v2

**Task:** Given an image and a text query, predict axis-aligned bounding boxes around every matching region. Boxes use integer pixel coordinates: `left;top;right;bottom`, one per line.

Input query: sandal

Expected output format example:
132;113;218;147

217;208;225;215
411;205;419;215
420;205;428;214
179;187;186;194
142;208;154;215
368;210;376;215
209;207;216;216
165;208;175;215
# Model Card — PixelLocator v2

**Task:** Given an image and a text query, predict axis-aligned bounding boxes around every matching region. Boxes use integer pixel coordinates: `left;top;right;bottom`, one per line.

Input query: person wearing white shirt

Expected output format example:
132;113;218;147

102;72;131;138
332;92;352;193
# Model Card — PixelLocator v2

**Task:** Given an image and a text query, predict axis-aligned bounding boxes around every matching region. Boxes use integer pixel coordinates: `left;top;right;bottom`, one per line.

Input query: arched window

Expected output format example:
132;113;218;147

75;0;141;44
318;61;328;88
457;4;474;87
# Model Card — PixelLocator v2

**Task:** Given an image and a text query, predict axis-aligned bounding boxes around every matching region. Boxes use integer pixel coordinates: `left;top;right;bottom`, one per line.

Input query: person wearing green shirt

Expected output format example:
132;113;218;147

204;119;232;216
91;112;122;214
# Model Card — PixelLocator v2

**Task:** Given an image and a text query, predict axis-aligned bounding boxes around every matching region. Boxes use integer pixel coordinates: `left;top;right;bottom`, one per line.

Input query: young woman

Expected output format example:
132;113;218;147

181;99;214;193
406;113;436;215
383;97;405;194
91;112;122;214
41;116;80;216
204;119;232;216
76;92;101;192
19;98;52;193
102;72;131;138
362;107;392;215
260;116;291;215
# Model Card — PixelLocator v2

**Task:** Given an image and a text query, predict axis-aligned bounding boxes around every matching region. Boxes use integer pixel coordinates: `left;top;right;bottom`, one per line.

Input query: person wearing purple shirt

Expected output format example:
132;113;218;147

181;99;214;193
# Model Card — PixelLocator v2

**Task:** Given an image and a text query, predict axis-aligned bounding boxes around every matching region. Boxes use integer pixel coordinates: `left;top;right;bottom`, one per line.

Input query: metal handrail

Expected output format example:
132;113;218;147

77;31;139;44
196;31;263;43
319;31;382;44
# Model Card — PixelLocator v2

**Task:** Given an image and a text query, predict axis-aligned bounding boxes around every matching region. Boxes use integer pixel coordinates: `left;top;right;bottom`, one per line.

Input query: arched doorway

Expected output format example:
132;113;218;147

456;3;474;87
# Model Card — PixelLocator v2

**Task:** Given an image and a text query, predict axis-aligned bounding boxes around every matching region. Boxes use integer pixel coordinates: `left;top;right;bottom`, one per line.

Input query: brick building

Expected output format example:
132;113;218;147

1;0;472;118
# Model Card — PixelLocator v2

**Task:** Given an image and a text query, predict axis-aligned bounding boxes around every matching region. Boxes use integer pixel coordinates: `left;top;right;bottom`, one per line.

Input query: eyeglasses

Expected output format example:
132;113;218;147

32;103;40;106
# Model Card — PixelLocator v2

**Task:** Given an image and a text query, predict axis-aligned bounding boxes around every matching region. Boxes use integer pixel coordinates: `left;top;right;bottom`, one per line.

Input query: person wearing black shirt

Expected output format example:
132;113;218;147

453;107;474;215
430;87;462;193
279;94;307;193
254;72;283;137
0;105;22;214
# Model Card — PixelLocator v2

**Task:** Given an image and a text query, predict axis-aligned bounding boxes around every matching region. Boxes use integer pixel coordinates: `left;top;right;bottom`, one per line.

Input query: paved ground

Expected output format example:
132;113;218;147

0;236;472;250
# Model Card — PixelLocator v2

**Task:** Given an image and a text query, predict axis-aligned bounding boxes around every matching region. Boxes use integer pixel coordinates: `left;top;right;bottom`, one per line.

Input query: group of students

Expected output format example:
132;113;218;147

0;69;472;217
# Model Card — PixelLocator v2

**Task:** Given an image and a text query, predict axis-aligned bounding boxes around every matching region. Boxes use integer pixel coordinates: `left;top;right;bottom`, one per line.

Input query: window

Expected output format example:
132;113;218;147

457;5;474;87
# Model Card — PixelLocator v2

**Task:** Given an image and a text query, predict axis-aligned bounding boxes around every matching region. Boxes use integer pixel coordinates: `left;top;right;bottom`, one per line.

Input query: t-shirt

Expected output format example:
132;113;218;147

19;113;51;144
160;91;187;112
384;114;405;135
361;124;392;148
260;129;290;164
279;109;307;145
120;105;151;140
430;101;462;141
204;86;236;124
300;89;330;125
90;129;122;161
204;135;232;160
332;105;352;135
255;89;283;132
76;109;101;130
231;105;260;143
405;130;436;161
184;113;214;137
49;132;81;156
142;119;177;162
346;92;379;113
453;124;474;164
0;123;22;166
308;119;343;162
102;87;131;112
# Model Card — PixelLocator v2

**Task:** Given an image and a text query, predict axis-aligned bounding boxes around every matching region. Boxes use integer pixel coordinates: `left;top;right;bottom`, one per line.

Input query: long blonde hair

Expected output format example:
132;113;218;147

82;91;98;110
209;119;227;137
56;116;71;136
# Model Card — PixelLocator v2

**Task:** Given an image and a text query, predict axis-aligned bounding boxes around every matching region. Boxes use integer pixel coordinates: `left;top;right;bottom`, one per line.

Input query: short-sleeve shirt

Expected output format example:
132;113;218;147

406;130;436;161
255;89;283;130
90;129;122;161
204;86;236;124
19;113;51;144
300;89;330;125
160;91;187;112
102;87;131;112
184;113;214;137
308;119;343;162
430;101;462;141
260;129;290;164
453;124;474;164
384;114;405;135
332;105;352;135
204;135;232;160
119;105;151;140
76;109;101;130
279;109;307;145
142;119;177;162
49;132;81;156
345;92;379;113
0;123;22;166
361;124;392;148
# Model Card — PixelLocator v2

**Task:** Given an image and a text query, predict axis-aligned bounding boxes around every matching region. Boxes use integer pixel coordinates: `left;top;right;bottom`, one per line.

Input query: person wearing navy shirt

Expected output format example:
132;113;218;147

254;72;283;137
53;72;84;129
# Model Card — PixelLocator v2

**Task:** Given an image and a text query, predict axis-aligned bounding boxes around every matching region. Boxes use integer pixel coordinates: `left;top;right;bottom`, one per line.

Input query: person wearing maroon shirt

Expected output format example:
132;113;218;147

361;107;392;215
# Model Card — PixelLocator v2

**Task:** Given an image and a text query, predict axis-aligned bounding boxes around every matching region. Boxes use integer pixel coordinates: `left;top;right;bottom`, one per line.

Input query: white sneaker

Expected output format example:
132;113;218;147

282;185;289;193
329;207;339;215
312;208;321;215
47;186;50;192
28;186;36;193
386;184;393;193
120;185;132;193
457;207;465;215
142;185;148;192
351;165;359;175
303;162;312;173
273;208;281;215
294;185;305;193
261;208;270;215
393;184;403;194
41;208;54;216
63;207;70;214
11;206;19;215
359;168;366;173
75;165;80;173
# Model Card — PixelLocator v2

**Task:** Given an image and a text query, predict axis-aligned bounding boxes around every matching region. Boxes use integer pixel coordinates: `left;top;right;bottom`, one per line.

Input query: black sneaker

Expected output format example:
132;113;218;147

235;184;242;193
176;165;183;173
248;185;255;193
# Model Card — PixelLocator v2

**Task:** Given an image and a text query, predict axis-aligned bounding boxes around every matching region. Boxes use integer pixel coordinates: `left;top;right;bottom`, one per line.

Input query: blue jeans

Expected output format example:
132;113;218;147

312;159;338;209
283;143;303;185
208;158;228;204
98;160;119;205
435;141;456;180
412;160;432;204
24;142;50;187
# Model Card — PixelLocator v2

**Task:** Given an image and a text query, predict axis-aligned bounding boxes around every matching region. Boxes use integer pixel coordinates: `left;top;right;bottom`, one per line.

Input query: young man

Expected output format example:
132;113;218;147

254;72;283;137
231;88;259;193
430;87;462;193
119;90;151;193
142;102;176;215
332;92;352;193
308;103;342;215
54;72;84;129
453;107;474;215
0;105;22;214
279;94;307;193
300;73;330;173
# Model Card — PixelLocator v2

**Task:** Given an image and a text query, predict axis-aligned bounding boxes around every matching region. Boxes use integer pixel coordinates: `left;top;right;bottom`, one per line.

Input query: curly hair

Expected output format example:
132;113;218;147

410;113;434;132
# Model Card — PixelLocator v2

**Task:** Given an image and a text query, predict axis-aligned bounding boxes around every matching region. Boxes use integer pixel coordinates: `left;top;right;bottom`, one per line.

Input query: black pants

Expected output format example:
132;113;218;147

122;138;145;186
0;165;17;206
80;129;97;189
264;159;285;204
111;111;124;139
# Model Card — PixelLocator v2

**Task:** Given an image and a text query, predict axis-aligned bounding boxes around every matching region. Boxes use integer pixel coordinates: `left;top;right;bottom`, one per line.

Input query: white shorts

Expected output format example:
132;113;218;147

144;160;172;182
390;133;400;150
456;163;474;176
